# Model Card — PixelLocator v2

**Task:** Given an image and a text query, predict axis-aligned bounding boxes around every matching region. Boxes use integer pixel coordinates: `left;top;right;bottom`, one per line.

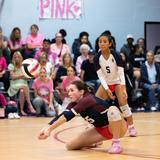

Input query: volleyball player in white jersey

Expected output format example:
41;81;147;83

94;33;137;137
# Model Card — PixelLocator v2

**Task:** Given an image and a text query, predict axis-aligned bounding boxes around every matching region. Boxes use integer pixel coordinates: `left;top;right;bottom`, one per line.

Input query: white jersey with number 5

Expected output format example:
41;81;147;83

94;50;125;90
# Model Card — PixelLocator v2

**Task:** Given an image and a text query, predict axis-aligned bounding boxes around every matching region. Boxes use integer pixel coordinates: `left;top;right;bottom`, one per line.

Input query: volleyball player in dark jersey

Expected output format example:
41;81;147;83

38;80;127;154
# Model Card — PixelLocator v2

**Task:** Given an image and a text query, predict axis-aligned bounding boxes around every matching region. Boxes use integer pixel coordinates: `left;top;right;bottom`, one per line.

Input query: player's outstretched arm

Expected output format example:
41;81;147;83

38;115;67;140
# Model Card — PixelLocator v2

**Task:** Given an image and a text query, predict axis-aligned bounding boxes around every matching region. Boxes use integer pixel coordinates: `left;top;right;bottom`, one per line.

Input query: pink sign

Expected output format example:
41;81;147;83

39;0;83;19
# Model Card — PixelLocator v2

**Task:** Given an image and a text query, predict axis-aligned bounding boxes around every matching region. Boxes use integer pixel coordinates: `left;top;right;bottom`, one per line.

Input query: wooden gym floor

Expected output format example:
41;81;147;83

0;112;160;160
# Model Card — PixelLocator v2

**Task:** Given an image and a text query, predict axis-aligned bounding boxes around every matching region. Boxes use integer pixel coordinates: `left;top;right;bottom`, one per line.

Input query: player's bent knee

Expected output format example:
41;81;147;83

107;106;122;121
120;104;132;118
66;142;80;150
66;143;74;150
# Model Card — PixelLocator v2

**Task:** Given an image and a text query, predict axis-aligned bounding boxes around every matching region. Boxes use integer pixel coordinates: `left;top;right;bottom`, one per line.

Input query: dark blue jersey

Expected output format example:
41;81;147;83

66;93;112;127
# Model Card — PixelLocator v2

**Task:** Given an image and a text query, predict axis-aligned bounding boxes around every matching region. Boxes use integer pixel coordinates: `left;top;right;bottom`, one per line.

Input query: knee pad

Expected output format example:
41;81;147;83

107;106;122;121
120;104;132;118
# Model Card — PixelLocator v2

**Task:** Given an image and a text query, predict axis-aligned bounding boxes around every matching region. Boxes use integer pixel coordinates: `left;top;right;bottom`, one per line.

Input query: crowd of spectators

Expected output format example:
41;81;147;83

0;24;160;119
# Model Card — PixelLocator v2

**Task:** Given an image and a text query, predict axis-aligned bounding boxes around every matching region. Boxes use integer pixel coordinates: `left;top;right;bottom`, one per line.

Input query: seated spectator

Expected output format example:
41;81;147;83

154;45;160;55
25;24;44;59
38;52;54;78
0;93;7;118
120;34;135;61
76;44;89;76
8;27;25;59
7;51;36;116
0;26;11;65
0;50;10;91
72;31;92;64
35;39;59;78
129;44;146;89
54;53;73;87
35;39;58;64
137;37;146;55
140;51;160;111
32;67;56;117
50;32;70;63
80;49;100;92
57;66;80;110
51;29;67;44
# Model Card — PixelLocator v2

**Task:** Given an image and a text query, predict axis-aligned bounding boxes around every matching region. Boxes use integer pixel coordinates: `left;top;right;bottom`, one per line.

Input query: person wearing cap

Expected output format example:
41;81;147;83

80;49;100;92
120;34;135;61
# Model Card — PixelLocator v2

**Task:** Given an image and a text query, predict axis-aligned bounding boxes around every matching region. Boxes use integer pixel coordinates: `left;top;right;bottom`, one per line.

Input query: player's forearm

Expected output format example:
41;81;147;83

97;69;109;90
49;115;67;131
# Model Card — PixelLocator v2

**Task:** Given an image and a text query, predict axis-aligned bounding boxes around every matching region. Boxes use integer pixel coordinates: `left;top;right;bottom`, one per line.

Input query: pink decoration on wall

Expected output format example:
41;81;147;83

39;0;83;19
55;0;65;18
40;0;50;18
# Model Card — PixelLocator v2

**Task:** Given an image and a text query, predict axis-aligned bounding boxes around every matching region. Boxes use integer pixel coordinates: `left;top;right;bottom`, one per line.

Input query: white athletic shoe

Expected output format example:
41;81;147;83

8;113;14;119
13;113;20;119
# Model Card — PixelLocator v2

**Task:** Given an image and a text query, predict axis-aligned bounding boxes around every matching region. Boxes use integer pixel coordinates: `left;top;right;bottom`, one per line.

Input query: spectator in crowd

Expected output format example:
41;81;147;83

0;26;11;65
154;45;160;55
38;52;54;78
57;66;80;110
50;32;70;63
7;51;36;116
25;24;44;58
32;67;56;117
8;27;25;59
140;51;160;111
129;44;146;89
35;39;59;78
80;49;100;92
137;37;145;55
51;29;67;44
72;31;92;64
76;44;89;76
0;93;7;118
0;50;10;91
35;39;58;63
54;53;73;87
120;34;135;61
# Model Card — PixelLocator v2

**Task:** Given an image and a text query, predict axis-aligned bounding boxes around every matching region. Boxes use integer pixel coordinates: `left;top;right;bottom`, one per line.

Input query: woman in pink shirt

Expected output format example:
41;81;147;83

8;27;24;59
0;51;10;91
60;66;80;101
32;67;56;117
25;24;44;58
50;32;70;63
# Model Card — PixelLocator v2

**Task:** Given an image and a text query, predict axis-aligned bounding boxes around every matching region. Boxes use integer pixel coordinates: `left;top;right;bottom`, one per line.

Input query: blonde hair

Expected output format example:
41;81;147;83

12;51;23;69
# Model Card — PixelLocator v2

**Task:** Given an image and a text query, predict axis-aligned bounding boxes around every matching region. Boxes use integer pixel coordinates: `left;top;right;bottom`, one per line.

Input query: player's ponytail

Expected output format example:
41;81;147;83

71;80;94;94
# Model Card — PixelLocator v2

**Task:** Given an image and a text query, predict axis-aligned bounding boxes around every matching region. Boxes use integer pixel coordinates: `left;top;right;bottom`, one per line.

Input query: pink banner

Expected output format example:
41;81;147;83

39;0;83;19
